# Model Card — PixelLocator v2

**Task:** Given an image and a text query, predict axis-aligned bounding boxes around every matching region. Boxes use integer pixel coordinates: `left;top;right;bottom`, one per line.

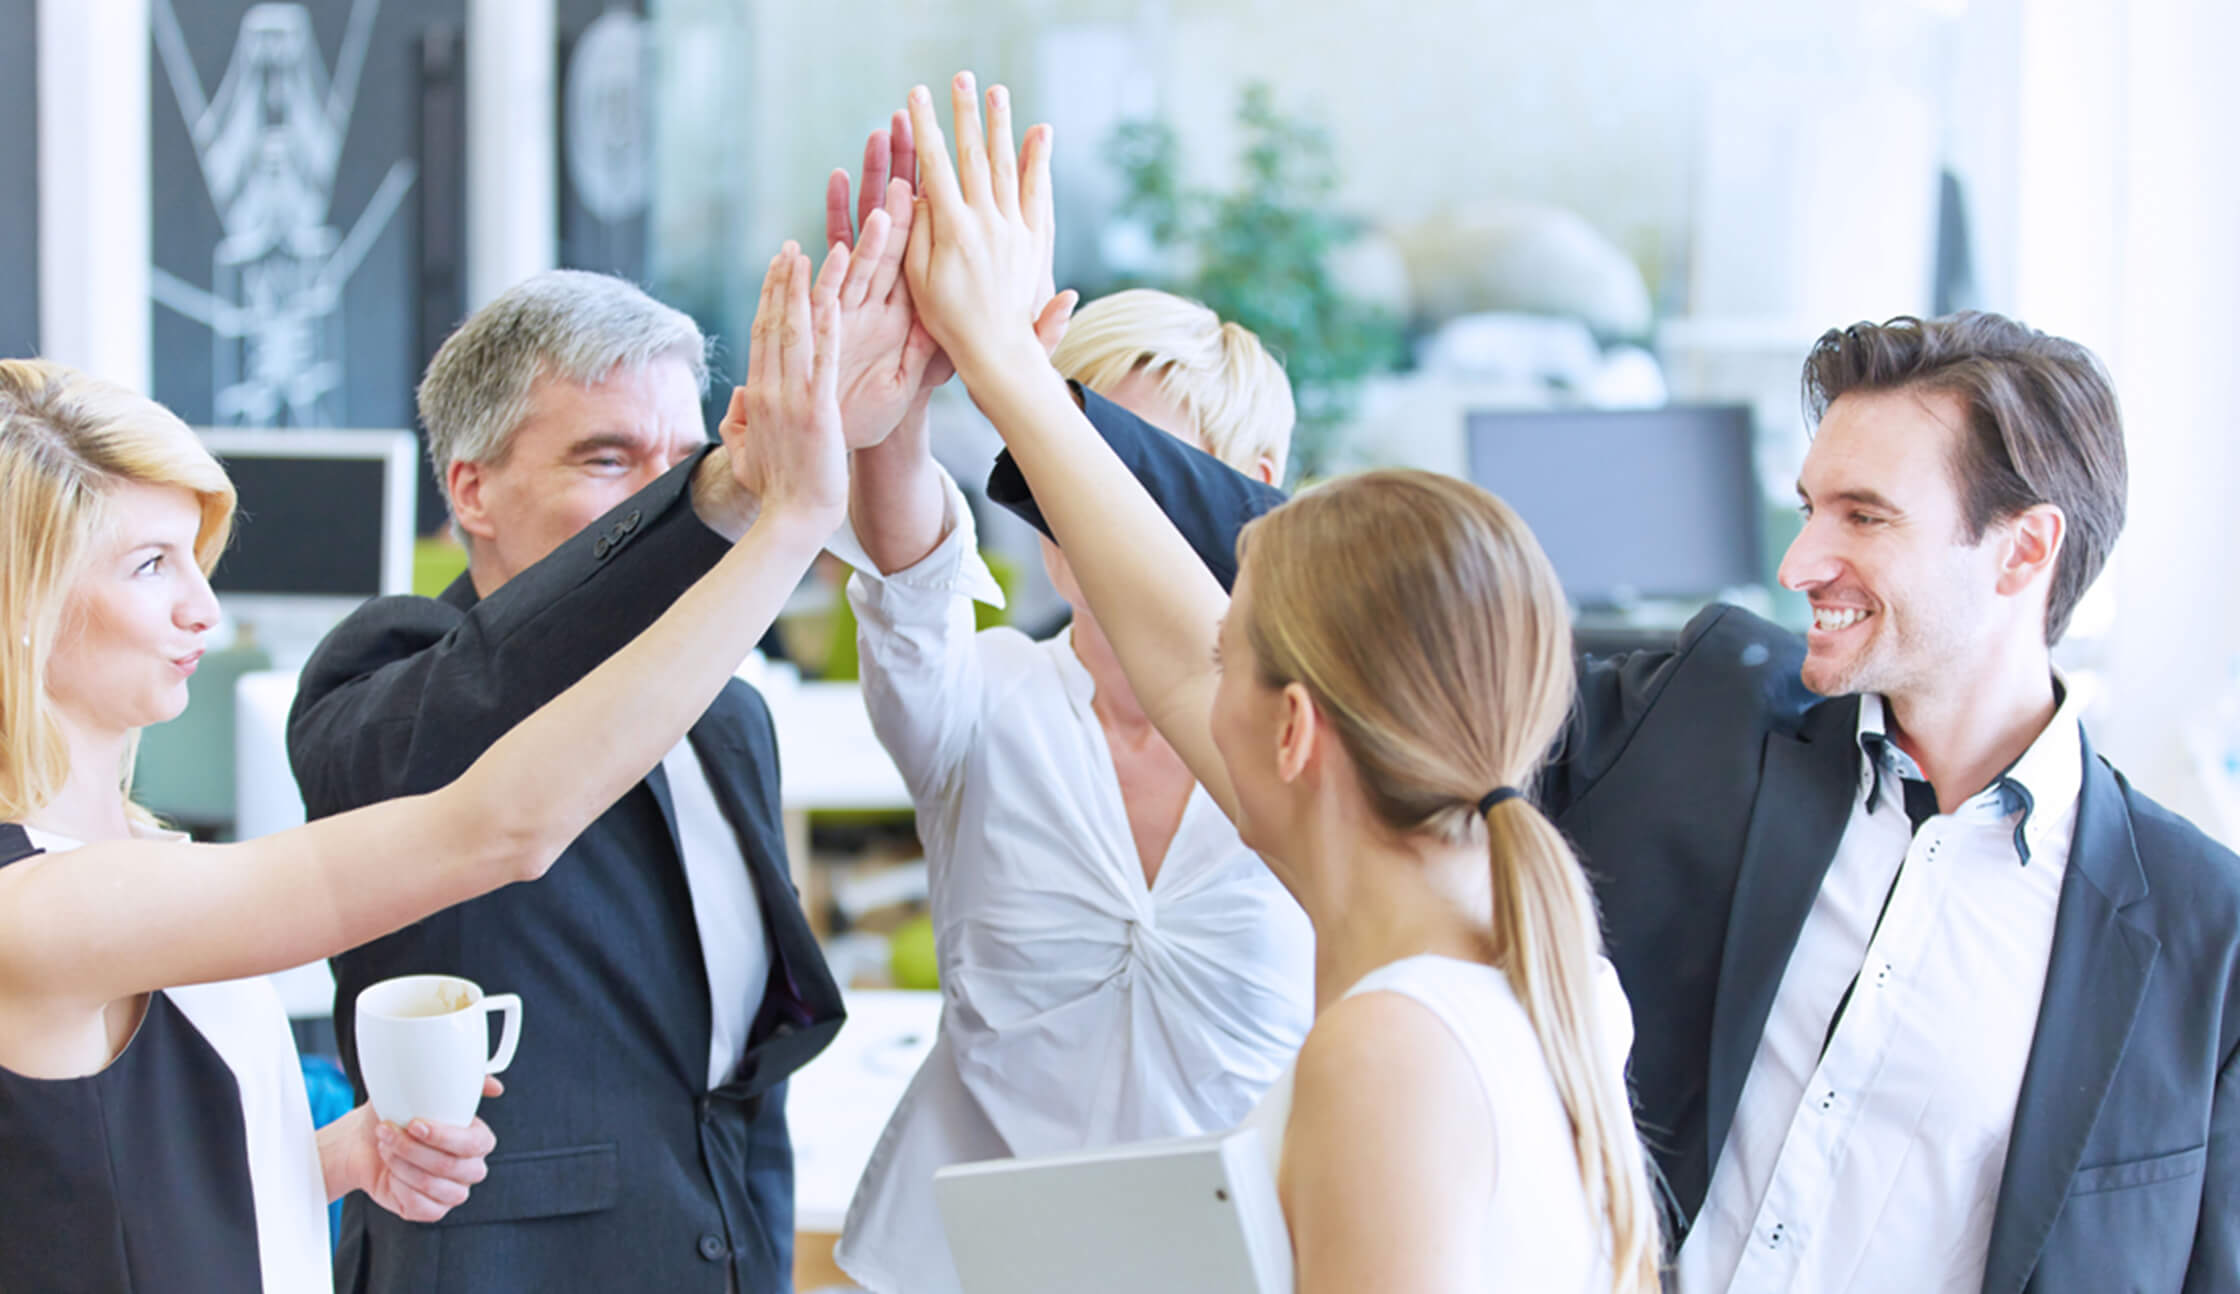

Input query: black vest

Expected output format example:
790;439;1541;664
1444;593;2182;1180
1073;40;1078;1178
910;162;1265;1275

0;824;263;1293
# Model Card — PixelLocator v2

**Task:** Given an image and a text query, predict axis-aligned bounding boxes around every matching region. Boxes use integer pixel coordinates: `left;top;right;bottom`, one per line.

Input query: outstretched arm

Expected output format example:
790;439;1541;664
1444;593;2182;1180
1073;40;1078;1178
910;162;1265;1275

0;241;851;1030
900;73;1240;820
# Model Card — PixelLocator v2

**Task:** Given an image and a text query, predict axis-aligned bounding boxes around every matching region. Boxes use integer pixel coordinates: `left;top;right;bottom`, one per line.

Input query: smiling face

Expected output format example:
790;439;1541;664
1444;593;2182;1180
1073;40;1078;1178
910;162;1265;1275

450;355;707;593
1778;386;2018;703
45;482;222;740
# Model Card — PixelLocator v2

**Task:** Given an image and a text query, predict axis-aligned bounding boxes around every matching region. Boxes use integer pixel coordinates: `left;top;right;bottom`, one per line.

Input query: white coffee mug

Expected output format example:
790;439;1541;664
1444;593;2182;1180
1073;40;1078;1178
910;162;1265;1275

354;974;523;1128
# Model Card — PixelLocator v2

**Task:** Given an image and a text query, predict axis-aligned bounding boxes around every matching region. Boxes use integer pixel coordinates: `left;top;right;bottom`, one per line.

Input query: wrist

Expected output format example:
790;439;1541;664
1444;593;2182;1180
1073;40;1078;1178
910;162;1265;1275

750;496;844;553
691;449;761;542
317;1108;369;1201
949;329;1055;394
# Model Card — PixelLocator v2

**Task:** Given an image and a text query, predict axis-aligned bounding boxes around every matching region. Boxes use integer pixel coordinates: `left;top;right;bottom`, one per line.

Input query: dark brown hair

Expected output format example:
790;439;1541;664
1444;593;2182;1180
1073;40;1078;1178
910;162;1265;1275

1801;311;2125;643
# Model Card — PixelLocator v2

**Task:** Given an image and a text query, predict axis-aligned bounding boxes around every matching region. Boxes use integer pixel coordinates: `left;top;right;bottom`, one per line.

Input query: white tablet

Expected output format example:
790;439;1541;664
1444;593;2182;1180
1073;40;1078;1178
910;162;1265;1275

934;1127;1293;1294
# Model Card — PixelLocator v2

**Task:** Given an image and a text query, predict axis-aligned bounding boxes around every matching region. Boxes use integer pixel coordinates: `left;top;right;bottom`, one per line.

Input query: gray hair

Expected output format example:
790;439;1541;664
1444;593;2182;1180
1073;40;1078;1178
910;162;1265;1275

418;269;711;509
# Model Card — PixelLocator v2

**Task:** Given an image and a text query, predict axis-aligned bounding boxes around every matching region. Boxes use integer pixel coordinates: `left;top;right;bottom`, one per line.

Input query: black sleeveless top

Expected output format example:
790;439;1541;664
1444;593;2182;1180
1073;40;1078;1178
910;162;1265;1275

0;823;263;1293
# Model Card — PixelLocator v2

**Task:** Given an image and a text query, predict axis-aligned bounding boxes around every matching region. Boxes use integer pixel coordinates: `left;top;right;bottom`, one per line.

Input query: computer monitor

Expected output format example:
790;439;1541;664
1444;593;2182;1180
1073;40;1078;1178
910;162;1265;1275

194;429;419;645
1464;405;1761;609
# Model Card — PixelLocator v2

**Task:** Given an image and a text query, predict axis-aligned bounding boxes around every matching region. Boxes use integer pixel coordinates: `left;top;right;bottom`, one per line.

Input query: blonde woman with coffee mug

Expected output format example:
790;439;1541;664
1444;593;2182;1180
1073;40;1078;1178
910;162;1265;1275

0;237;856;1293
899;76;1663;1292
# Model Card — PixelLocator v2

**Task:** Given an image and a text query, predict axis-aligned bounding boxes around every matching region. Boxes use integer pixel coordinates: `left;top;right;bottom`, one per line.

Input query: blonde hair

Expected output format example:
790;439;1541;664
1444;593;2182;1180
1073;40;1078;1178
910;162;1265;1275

0;360;235;825
1240;470;1661;1292
1053;289;1296;478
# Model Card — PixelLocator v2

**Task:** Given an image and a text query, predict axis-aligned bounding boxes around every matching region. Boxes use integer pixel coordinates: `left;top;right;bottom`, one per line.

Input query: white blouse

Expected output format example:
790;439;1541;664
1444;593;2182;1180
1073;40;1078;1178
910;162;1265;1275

25;827;335;1294
833;509;1316;1294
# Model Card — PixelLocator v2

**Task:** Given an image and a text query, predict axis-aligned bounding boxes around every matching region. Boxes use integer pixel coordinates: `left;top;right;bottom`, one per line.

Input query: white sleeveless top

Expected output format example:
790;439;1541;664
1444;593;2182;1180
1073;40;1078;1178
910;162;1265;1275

27;827;334;1294
1239;954;1636;1294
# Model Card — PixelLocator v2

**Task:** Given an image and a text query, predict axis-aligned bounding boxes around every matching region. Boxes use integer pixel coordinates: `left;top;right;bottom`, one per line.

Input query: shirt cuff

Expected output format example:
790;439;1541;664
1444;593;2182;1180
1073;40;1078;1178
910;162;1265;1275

826;466;1006;610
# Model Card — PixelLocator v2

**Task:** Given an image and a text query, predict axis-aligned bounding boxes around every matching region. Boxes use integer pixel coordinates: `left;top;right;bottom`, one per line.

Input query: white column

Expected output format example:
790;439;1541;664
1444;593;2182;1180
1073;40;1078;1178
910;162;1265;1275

466;0;558;309
37;0;151;391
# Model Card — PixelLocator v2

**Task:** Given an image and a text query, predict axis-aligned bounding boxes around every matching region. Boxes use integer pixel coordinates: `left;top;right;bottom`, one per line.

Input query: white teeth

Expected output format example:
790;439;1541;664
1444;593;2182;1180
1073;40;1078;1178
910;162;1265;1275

1814;608;1867;631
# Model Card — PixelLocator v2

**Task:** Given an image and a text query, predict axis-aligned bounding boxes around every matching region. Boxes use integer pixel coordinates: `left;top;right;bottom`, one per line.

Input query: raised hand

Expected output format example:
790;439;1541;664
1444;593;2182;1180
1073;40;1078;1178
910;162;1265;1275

903;74;1061;379
826;117;954;434
826;111;917;251
721;240;850;535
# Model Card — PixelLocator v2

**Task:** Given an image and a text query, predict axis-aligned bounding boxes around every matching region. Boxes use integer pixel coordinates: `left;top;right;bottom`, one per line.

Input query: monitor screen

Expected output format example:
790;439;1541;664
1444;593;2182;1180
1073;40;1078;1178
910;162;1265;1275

1464;405;1761;608
195;430;418;605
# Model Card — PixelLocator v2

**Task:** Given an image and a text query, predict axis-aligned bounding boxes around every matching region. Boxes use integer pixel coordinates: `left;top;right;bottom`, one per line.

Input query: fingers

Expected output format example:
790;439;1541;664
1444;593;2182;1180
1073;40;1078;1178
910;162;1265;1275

841;209;889;309
1033;289;1080;356
811;246;845;411
373;1120;491;1214
394;1116;497;1163
906;85;965;216
482;1075;504;1098
985;84;1020;219
749;249;785;391
905;194;934;304
871;178;913;304
1021;123;1058;300
859;128;893;233
890;109;916;191
949;72;992;208
1020;122;1056;241
824;170;854;250
778;243;810;383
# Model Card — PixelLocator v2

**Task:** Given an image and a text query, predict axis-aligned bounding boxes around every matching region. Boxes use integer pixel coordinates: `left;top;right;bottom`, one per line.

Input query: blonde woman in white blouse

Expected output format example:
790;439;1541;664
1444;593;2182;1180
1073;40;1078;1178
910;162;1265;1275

835;289;1314;1294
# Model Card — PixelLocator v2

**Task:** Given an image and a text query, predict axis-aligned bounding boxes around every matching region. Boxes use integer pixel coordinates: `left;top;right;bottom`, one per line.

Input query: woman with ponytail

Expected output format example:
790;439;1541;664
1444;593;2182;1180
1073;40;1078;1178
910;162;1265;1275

898;74;1662;1291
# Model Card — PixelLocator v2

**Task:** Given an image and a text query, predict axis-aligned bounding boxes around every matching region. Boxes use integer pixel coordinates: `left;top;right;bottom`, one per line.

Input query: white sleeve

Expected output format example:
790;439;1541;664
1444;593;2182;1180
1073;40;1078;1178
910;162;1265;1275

838;474;1004;804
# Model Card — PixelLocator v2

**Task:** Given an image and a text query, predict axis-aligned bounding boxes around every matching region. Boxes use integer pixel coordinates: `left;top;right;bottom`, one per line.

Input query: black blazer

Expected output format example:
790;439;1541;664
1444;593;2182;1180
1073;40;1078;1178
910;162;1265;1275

287;452;844;1294
989;389;2240;1294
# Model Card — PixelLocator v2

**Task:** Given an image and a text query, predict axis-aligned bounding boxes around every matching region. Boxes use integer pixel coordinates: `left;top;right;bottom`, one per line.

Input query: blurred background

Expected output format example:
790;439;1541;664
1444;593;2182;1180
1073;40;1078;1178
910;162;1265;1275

10;1;2239;1280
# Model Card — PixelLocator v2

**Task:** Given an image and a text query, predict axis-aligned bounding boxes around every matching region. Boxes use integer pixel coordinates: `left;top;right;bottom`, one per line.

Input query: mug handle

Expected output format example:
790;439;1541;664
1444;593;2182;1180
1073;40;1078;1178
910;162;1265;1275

481;993;523;1075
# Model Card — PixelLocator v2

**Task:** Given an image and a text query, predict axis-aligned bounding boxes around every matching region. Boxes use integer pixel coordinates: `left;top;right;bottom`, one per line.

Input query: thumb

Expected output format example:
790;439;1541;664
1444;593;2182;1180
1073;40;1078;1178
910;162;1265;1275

1033;289;1080;358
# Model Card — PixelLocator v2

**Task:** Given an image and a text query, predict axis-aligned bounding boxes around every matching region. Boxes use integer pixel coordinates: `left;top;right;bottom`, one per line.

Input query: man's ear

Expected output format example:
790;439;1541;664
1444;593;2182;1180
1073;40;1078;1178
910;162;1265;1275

1996;502;2065;599
1253;454;1280;486
1274;681;1319;785
448;459;498;546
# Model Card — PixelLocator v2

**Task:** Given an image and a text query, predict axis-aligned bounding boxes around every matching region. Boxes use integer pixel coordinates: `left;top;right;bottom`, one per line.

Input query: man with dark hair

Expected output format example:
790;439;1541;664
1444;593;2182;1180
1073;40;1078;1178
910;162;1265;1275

995;308;2239;1293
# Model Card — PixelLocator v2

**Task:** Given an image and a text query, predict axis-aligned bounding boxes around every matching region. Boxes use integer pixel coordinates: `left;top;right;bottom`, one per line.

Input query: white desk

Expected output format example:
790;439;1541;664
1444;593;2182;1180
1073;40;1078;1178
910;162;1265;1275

789;989;943;1233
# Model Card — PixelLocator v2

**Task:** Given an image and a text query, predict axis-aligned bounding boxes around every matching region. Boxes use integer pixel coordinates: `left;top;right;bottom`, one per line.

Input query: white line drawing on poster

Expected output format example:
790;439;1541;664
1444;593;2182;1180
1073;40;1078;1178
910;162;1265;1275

150;0;415;427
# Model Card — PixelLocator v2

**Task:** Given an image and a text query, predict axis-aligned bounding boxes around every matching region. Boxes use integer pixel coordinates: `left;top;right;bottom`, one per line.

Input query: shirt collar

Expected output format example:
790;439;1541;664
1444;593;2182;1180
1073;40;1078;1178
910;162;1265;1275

1854;680;2085;867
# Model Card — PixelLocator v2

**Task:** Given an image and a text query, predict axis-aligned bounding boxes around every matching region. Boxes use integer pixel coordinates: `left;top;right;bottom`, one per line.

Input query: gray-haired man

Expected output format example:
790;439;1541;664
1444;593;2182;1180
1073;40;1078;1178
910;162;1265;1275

289;202;945;1292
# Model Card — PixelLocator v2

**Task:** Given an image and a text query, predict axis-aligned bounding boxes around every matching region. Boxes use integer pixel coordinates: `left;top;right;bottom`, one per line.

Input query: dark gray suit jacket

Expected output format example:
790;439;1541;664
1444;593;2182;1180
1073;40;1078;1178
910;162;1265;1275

990;389;2240;1293
288;451;844;1294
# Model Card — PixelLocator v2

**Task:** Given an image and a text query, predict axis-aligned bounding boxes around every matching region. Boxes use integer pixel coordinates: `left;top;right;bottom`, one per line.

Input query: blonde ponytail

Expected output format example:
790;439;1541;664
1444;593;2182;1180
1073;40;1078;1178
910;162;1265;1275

1240;468;1665;1292
1485;797;1662;1293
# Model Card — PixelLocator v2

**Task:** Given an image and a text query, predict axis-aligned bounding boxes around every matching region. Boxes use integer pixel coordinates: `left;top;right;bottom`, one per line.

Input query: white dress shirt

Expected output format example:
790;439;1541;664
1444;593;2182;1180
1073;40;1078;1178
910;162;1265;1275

831;497;1316;1294
1677;687;2084;1294
661;741;770;1090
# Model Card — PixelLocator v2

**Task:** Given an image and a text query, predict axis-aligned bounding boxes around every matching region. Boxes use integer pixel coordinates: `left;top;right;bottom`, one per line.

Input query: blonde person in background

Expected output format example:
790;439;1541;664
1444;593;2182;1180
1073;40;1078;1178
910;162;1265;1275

0;237;853;1294
834;286;1314;1293
893;74;1660;1292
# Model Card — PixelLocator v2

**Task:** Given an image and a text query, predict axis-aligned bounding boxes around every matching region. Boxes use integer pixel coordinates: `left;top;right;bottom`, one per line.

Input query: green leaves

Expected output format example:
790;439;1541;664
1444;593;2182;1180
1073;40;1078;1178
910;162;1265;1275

1102;83;1402;478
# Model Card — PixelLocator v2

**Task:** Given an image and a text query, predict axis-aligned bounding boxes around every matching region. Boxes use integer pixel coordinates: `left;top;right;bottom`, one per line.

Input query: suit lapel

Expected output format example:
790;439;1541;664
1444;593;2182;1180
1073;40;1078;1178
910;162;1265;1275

1979;737;2158;1294
1703;695;1862;1176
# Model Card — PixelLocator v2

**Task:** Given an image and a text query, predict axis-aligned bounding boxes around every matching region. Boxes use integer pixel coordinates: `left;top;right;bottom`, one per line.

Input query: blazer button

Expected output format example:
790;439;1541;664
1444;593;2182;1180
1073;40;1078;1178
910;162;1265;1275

622;509;642;532
697;1233;727;1261
593;536;612;559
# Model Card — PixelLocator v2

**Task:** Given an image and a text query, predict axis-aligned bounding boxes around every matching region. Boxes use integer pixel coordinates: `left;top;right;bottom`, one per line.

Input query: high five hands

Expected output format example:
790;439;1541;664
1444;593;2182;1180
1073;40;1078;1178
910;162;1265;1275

830;79;1076;432
717;72;1074;518
902;74;1074;388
